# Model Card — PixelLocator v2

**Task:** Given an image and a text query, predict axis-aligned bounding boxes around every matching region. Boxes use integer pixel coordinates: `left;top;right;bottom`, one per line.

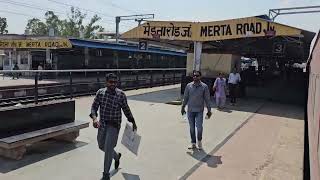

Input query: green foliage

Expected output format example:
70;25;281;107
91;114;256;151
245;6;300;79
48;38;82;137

0;17;8;34
25;7;104;39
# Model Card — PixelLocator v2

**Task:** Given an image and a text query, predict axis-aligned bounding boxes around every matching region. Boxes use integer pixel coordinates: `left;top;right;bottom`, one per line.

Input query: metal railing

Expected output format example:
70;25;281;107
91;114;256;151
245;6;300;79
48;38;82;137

0;68;186;73
0;68;186;106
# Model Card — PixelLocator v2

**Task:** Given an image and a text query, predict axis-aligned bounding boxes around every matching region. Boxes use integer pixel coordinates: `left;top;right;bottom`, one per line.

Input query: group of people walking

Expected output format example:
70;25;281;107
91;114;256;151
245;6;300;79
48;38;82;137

213;68;242;108
90;69;241;180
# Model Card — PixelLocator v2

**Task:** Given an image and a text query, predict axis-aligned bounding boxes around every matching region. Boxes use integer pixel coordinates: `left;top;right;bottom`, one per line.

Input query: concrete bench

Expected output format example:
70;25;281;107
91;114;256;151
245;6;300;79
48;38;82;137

0;121;89;160
0;100;89;160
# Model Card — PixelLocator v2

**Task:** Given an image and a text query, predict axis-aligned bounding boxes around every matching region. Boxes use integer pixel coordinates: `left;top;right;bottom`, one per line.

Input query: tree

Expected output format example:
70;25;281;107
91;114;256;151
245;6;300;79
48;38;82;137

0;17;8;34
25;18;47;35
61;7;86;37
84;15;103;39
24;7;104;39
45;11;62;36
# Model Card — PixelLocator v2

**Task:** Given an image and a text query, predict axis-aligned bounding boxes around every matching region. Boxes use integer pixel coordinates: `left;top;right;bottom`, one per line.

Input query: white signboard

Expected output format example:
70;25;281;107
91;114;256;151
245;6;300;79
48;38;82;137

121;123;141;155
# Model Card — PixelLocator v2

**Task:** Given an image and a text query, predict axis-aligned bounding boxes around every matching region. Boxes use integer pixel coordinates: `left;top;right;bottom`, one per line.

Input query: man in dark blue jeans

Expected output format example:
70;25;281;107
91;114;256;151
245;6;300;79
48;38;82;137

181;71;212;150
90;73;137;180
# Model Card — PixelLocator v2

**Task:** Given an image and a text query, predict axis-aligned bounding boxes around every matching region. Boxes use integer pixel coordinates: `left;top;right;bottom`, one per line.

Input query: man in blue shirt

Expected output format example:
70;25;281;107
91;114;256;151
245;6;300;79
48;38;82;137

181;71;212;150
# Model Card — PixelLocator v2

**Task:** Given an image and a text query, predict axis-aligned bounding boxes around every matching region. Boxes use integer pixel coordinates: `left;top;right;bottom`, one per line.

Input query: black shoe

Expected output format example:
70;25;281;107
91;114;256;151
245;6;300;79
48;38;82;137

101;173;110;180
115;153;121;169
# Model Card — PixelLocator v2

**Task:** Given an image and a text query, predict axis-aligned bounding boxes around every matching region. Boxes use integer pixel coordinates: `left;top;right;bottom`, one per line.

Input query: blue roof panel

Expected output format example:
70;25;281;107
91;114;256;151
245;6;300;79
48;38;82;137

69;39;186;57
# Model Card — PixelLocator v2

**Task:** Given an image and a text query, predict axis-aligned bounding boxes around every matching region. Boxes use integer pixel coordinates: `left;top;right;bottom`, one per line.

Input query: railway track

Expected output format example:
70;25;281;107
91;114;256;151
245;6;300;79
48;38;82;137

0;77;181;107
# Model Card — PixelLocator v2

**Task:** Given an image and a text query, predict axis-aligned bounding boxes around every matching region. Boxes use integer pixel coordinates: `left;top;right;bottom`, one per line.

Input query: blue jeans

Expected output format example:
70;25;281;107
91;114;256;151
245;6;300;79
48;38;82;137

187;111;204;144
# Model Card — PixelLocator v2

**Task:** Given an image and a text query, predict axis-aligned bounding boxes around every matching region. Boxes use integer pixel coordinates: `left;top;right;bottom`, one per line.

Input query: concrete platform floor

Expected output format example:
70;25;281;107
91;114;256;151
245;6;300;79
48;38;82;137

0;76;59;88
188;103;304;180
0;84;304;180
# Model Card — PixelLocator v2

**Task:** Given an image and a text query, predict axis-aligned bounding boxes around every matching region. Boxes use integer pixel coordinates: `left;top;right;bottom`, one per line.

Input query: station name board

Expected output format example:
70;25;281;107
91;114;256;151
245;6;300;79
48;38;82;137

200;22;264;37
143;23;192;38
0;39;72;49
121;17;302;42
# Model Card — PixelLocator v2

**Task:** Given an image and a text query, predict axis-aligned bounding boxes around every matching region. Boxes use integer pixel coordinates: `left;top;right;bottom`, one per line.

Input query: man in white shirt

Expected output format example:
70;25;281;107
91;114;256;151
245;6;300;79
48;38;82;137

228;68;241;106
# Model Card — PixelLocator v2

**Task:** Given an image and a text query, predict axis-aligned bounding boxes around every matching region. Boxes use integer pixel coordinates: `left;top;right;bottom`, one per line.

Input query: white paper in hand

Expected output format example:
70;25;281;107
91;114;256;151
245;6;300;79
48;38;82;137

121;123;141;155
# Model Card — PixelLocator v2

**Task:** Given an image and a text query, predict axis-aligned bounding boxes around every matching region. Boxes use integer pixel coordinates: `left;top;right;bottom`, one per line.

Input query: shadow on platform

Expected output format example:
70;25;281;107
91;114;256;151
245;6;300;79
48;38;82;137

122;173;141;180
128;88;180;104
187;150;222;168
128;87;304;120
0;140;88;174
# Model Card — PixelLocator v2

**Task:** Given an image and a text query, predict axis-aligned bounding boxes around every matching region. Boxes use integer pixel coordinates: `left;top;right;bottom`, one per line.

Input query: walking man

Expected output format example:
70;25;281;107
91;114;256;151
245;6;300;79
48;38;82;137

90;73;137;180
228;68;241;106
181;71;212;150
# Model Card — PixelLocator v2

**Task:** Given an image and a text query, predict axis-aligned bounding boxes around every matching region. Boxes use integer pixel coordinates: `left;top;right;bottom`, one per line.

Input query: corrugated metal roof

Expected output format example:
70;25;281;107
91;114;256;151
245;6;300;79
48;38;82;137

69;38;187;56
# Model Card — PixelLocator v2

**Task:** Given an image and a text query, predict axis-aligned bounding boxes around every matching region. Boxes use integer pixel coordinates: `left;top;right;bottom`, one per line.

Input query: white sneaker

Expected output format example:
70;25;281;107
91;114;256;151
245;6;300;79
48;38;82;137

198;141;203;150
188;143;197;150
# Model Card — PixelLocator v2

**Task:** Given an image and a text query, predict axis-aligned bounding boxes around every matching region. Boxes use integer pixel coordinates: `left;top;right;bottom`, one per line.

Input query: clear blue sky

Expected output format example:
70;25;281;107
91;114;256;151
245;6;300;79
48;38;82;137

0;0;320;34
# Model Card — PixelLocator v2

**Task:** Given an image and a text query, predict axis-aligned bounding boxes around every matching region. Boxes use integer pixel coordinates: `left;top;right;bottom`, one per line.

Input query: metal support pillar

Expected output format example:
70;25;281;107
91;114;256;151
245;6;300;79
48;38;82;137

46;49;51;64
150;70;153;88
117;71;121;88
193;41;203;71
34;73;38;104
115;17;121;44
97;72;100;89
135;71;139;90
69;72;73;99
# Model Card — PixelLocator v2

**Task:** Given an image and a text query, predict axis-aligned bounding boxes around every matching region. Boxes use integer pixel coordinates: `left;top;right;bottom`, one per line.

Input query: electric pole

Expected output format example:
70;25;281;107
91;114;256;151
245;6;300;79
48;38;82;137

269;5;320;21
115;14;154;43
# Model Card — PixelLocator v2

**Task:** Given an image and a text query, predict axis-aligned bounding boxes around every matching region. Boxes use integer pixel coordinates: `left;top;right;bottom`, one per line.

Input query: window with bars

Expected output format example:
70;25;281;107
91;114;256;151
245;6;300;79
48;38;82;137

96;49;103;57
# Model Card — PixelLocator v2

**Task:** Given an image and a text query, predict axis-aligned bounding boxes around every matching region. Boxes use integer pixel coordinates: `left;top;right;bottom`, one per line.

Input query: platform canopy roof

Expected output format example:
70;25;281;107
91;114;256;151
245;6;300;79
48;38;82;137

121;15;316;60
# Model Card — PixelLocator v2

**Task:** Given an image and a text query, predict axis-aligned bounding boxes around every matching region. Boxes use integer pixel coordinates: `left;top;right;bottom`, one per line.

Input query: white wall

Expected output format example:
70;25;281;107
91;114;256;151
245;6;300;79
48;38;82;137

187;53;241;78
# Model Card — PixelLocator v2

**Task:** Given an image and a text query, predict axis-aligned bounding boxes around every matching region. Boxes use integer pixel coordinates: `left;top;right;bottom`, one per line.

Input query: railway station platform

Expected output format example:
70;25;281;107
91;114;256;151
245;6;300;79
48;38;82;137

0;85;304;180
